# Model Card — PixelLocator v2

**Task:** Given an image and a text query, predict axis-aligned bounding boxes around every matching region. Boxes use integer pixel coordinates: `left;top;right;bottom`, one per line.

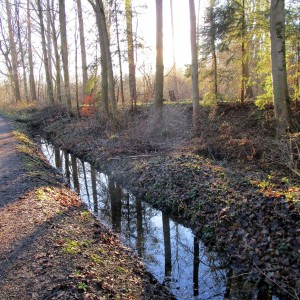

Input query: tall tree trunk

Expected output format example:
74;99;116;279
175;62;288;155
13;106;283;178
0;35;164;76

241;40;246;104
50;2;63;103
297;39;300;102
27;0;37;101
244;57;253;98
98;0;116;111
125;0;137;111
5;0;21;103
209;0;218;97
76;0;88;95
270;0;291;135
189;0;200;129
90;0;109;112
115;1;125;106
59;0;72;108
47;0;53;88
240;0;254;102
75;21;80;113
241;0;246;104
154;0;164;120
37;0;55;105
90;0;116;112
212;45;218;97
15;0;29;102
170;0;178;99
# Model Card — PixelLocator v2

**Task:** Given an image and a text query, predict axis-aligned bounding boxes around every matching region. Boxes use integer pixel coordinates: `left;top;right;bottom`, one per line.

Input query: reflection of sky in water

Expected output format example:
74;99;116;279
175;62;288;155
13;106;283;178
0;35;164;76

41;141;280;300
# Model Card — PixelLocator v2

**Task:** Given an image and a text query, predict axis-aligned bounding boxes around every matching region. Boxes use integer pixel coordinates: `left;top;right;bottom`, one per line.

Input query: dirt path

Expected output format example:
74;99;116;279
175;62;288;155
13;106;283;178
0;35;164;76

0;116;31;207
0;116;173;299
0;116;72;299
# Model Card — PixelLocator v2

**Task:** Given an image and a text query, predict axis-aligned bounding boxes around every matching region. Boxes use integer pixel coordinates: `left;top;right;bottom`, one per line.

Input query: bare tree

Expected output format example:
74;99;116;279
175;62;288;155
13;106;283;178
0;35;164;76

89;0;116;112
15;0;29;102
114;0;125;106
99;0;116;111
46;0;53;90
154;0;164;120
75;12;80;112
76;0;88;95
50;0;62;103
125;0;137;111
59;0;72;108
37;0;55;105
27;0;37;101
89;0;109;112
170;0;178;100
5;0;21;102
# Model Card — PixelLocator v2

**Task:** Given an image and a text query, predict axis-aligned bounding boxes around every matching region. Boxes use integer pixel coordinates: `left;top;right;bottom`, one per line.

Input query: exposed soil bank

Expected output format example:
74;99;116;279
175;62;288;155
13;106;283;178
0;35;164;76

0;116;174;300
5;104;300;299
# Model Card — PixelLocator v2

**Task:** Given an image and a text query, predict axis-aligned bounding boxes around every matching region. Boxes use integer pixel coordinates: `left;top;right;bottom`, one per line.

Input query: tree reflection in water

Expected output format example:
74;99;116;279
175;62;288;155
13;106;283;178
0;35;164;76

71;155;80;193
41;140;280;300
162;213;172;283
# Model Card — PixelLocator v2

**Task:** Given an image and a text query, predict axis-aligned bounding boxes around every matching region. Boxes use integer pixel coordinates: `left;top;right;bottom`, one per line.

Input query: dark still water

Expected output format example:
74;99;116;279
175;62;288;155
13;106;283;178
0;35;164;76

41;140;279;300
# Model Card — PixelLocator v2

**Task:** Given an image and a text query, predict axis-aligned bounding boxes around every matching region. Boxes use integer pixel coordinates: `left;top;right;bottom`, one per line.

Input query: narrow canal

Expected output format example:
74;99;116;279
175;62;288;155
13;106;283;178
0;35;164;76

41;140;279;300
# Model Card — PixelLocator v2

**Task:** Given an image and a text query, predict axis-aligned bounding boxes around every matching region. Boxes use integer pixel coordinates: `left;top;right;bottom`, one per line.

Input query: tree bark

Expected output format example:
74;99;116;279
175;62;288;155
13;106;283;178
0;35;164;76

50;1;63;103
0;33;14;96
297;39;300;102
189;0;200;129
241;0;246;104
154;0;164;120
75;20;80;113
209;0;218;97
115;1;125;106
27;0;37;101
241;0;253;102
76;0;88;95
270;0;291;135
89;0;116;112
89;0;109;112
125;0;137;111
37;0;55;105
46;0;53;89
170;0;178;99
59;0;72;108
15;0;29;102
5;0;21;103
98;0;116;111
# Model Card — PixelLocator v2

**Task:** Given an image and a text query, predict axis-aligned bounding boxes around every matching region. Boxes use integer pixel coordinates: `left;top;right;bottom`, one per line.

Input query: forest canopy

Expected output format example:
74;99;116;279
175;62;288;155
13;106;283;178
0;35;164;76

0;0;299;134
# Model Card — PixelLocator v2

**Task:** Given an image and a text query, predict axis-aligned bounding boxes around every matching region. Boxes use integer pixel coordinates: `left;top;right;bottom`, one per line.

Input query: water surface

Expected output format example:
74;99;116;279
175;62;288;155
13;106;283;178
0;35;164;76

41;140;279;300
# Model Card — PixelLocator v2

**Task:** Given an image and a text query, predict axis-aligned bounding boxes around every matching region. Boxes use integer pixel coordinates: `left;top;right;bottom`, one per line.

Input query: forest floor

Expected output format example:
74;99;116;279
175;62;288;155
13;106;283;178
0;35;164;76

1;102;300;299
0;115;174;300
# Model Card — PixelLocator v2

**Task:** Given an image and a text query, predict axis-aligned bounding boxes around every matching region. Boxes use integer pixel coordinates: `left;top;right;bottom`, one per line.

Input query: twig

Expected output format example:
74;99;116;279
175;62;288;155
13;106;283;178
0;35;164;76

107;154;153;161
253;263;299;300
